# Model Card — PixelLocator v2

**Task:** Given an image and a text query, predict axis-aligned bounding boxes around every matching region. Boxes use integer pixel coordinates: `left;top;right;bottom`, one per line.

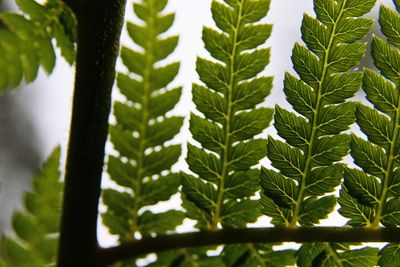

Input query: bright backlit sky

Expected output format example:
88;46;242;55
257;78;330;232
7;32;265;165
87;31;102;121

9;0;397;247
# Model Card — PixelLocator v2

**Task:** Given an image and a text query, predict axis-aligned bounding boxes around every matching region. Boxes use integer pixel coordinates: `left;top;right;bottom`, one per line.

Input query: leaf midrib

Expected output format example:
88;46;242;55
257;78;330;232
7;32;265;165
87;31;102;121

128;0;156;239
211;0;244;230
289;0;347;227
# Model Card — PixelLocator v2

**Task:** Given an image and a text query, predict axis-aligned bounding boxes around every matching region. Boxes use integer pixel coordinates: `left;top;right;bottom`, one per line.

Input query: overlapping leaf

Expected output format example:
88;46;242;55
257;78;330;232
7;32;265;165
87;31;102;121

181;0;294;265
0;0;76;91
0;147;63;267
102;0;184;266
258;0;377;265
337;2;400;266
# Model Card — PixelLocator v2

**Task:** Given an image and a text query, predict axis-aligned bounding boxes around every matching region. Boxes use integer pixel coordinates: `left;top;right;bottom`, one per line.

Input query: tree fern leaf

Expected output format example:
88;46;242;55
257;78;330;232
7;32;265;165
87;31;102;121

261;0;375;232
379;244;400;267
182;0;277;263
260;167;297;208
182;174;217;214
193;84;226;123
356;103;392;148
102;1;184;265
362;68;398;116
371;35;400;81
117;74;143;104
220;200;260;228
186;143;221;184
338;187;374;227
233;77;272;110
267;137;304;180
224;169;260;198
299;196;336;226
138;210;185;236
305;164;343;196
381;5;400;49
229;139;267;171
0;147;62;267
317;102;355;135
274;105;310;149
321;72;363;104
260;194;292;226
190;114;224;153
343;168;381;206
283;72;316;119
0;0;76;90
350;134;387;178
297;243;378;267
232;108;273;140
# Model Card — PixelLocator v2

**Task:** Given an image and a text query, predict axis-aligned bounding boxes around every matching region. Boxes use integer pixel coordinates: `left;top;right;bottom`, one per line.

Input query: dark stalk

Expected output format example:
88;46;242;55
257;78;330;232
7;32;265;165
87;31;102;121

100;227;400;265
57;1;126;266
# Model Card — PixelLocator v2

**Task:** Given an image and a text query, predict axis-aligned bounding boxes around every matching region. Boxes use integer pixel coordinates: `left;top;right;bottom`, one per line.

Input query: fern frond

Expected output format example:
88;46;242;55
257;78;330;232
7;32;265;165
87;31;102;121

337;2;400;265
180;0;292;265
0;0;76;91
102;0;183;265
297;243;378;267
260;0;375;227
0;147;62;267
183;0;272;232
258;0;376;265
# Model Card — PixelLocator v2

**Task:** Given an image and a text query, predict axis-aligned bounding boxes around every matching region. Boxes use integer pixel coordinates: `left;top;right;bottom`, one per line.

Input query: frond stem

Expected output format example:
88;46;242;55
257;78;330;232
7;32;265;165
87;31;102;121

99;227;400;265
211;1;244;230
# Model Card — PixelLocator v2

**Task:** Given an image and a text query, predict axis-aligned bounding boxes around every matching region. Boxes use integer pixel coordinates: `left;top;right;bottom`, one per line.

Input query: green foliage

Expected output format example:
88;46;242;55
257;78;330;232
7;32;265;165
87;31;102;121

180;0;294;265
102;0;183;265
0;147;62;267
297;243;379;267
0;0;76;91
337;3;400;266
261;0;374;227
259;0;378;265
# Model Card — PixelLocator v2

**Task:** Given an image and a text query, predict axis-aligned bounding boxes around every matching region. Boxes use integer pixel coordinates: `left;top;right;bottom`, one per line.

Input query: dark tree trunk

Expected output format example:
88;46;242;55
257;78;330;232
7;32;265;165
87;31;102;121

57;1;126;266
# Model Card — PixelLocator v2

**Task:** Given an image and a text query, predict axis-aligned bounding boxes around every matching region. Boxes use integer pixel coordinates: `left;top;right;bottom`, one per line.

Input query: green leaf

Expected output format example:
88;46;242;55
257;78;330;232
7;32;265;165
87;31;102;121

138;210;184;236
379;244;400;267
181;173;217;214
305;164;343;196
350;135;387;178
186;143;221;184
267;137;304;180
338;188;374;226
299;196;336;225
220;200;260;228
224;169;259;199
371;35;400;82
103;1;183;258
1;147;62;267
260;167;297;208
381;198;400;226
343;167;381;206
193;83;226;124
356;103;392;148
190;113;224;153
231;107;273;141
363;68;398;117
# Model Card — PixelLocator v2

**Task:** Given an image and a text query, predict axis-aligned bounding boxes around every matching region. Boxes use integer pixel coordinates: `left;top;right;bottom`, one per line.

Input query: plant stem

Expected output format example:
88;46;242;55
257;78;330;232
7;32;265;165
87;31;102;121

99;227;400;265
57;1;126;266
211;0;244;230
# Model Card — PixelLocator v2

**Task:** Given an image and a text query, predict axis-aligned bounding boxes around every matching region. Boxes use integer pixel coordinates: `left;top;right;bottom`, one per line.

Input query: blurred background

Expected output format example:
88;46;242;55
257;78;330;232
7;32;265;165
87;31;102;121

0;0;396;247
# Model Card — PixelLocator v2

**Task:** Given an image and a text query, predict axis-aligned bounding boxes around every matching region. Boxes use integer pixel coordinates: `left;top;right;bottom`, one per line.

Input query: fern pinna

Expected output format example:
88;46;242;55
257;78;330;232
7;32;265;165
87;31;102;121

0;147;62;267
259;0;378;265
0;0;76;91
338;1;400;266
181;0;294;266
101;0;184;265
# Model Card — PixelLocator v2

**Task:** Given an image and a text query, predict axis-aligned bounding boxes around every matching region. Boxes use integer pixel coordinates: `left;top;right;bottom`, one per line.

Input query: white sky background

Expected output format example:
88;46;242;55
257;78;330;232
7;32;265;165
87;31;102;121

11;0;398;249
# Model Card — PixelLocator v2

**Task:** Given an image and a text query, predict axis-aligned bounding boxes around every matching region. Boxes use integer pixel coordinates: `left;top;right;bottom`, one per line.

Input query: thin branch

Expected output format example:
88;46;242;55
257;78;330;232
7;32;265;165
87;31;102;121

99;227;400;265
57;0;126;266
